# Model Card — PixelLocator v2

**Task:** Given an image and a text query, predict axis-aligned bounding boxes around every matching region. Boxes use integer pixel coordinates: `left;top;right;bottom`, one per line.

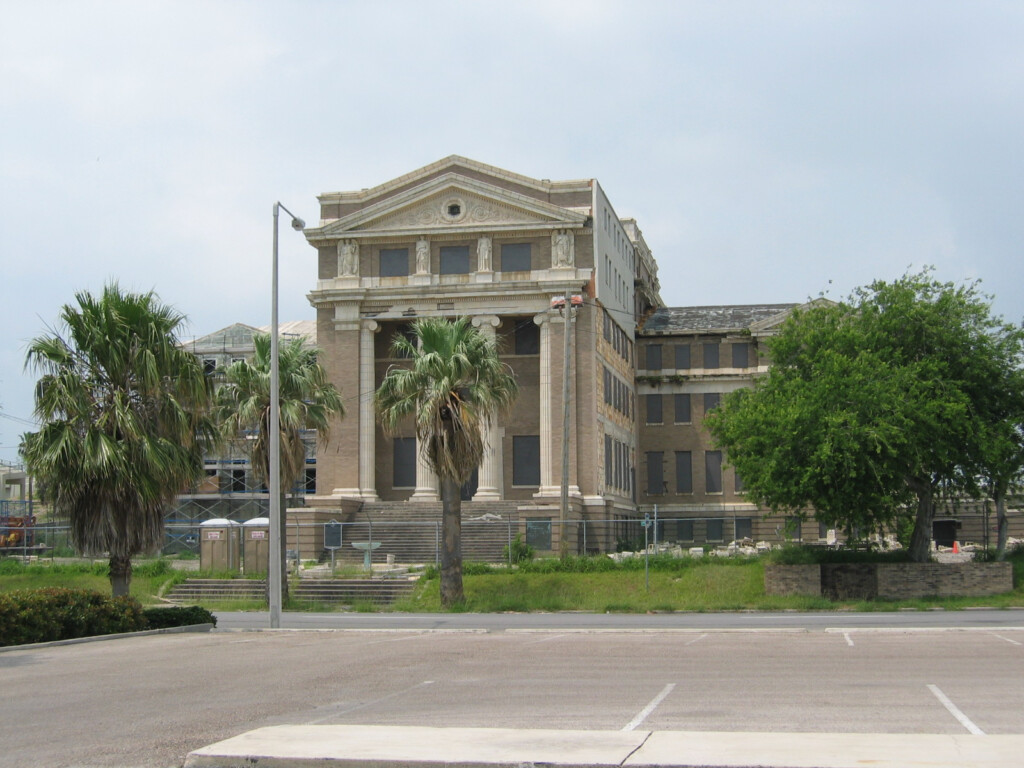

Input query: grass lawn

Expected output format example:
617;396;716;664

3;549;1023;613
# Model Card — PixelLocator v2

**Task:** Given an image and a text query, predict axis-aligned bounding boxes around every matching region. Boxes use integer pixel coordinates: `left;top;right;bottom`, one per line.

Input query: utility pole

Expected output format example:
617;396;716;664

559;286;575;559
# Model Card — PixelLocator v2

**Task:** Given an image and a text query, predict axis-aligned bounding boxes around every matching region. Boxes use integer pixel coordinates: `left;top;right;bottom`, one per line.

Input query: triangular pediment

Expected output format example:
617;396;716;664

309;173;588;240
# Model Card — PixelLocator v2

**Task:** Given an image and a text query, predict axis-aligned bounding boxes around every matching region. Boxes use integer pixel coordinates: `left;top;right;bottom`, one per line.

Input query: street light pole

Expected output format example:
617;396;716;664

270;201;305;629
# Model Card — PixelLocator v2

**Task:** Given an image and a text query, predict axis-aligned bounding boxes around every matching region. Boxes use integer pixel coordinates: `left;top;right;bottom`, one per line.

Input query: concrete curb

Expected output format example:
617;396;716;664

183;724;1024;768
0;623;214;653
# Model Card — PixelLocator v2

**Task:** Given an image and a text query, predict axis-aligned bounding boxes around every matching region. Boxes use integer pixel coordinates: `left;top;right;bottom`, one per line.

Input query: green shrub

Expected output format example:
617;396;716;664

768;545;914;565
503;534;535;564
142;605;216;629
463;561;496;576
0;588;145;647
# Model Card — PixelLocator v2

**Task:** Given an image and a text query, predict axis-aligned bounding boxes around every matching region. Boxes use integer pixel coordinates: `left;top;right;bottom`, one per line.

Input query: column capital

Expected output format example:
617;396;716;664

361;319;380;333
472;314;501;330
534;312;551;327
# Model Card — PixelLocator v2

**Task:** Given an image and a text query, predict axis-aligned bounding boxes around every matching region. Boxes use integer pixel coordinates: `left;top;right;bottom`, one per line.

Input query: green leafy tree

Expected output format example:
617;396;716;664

21;284;215;596
214;333;343;598
708;271;1024;562
375;317;518;607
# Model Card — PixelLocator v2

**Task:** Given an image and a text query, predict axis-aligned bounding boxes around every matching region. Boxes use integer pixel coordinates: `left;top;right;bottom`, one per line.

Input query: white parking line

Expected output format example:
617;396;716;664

306;680;435;725
991;633;1022;646
843;632;854;646
685;634;707;646
928;684;985;735
622;683;675;732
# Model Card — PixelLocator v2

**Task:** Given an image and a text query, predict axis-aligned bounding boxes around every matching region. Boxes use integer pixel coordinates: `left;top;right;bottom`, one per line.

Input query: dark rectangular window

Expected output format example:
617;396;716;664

706;450;723;494
525;518;552;550
514;321;540;354
646;344;662;370
439;245;470;274
819;521;829;540
707;518;724;541
303;468;316;494
677;520;694;541
604;435;612;486
202;358;217;376
703;392;720;415
731;342;749;369
734;471;745;493
703;342;720;369
786;516;803;541
735;517;752;540
674;344;690;369
230;469;246;492
501;243;532;272
645;394;663;424
646;451;664;495
512;435;540;486
379;248;409;277
393;437;416;488
603;367;612;405
674;393;691;423
675;450;692;493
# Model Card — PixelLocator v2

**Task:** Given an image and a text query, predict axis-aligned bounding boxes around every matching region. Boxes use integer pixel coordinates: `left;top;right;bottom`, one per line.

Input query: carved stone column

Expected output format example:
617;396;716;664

410;443;439;502
358;320;380;501
534;312;559;497
472;314;502;500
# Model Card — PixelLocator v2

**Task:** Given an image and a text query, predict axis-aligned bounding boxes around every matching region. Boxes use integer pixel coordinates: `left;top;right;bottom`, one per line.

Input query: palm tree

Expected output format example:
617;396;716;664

375;317;518;607
21;284;215;596
215;333;343;599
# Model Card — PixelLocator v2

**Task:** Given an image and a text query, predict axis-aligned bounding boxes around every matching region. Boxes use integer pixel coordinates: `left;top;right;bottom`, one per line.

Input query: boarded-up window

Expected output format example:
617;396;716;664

646;394;663;424
646;344;662;370
706;450;723;494
707;518;724;541
703;392;720;415
439;245;470;274
735;517;752;540
675;451;692;493
393;437;416;488
674;393;691;423
731;342;750;369
646;451;664;495
525;518;552;550
380;248;409;277
674;344;691;369
514;321;539;354
501;243;531;272
512;435;540;486
703;342;720;369
735;471;745;493
677;519;694;541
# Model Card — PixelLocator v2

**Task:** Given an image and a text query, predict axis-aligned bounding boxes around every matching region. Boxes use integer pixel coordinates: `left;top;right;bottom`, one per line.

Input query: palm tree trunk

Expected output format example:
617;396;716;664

109;554;132;597
907;482;934;563
439;476;464;607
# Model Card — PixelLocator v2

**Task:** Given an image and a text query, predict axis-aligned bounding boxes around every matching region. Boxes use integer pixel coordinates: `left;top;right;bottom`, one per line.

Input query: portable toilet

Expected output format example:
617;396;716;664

242;517;271;575
199;518;241;572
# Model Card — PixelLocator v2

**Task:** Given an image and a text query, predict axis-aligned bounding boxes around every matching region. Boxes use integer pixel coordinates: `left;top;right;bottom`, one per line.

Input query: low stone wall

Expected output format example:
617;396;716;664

765;562;1012;600
763;564;820;596
876;563;1012;599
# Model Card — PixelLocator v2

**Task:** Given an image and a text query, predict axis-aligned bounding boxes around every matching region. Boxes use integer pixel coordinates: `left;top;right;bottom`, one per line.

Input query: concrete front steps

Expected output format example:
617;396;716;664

164;578;416;606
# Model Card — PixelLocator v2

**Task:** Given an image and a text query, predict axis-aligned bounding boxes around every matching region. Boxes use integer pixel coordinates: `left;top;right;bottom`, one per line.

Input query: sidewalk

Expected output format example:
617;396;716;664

184;724;1024;768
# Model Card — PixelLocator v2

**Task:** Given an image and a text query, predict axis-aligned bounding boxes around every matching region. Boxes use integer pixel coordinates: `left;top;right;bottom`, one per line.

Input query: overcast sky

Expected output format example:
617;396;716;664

2;0;1022;462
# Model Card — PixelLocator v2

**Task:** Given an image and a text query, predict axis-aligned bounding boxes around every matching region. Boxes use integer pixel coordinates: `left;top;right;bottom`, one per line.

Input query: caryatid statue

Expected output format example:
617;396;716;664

552;230;575;268
337;240;359;276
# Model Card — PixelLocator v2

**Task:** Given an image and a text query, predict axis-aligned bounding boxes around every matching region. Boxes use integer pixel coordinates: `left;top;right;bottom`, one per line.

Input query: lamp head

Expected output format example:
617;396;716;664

290;217;305;231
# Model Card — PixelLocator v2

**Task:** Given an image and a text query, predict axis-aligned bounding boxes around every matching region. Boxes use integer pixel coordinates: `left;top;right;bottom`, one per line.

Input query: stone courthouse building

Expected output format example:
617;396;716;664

264;156;1016;556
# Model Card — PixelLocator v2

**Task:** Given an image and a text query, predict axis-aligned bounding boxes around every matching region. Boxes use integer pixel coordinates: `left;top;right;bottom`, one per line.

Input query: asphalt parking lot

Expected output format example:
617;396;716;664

2;624;1022;767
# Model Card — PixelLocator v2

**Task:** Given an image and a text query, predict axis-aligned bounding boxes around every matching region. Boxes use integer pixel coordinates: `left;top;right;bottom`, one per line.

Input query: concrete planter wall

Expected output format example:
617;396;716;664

765;562;1013;600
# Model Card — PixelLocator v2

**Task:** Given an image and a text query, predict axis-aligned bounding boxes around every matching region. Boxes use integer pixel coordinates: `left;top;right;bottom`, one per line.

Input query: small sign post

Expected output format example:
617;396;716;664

324;520;342;569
